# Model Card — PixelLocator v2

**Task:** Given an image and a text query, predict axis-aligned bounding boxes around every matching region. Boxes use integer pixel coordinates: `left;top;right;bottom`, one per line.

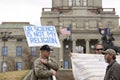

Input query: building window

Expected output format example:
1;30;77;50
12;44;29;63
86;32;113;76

31;47;37;56
16;62;22;70
68;0;73;6
16;46;22;56
76;0;81;6
2;46;8;56
83;0;87;6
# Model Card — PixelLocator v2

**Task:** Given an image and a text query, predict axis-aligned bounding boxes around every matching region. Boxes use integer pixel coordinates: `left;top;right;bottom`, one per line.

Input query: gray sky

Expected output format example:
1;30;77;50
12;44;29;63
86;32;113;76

0;0;119;26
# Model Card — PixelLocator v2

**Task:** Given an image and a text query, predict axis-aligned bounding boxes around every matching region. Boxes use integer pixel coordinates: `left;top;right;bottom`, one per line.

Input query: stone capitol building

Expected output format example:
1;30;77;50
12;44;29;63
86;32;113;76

0;0;120;71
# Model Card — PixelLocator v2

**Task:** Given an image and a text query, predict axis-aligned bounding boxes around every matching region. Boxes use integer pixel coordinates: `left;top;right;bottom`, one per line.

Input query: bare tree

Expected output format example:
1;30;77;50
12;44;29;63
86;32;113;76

6;56;16;71
22;48;34;69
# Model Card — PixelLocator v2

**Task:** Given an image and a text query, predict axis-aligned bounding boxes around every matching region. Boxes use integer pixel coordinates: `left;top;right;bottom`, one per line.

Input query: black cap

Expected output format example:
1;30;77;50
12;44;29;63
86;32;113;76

40;45;53;52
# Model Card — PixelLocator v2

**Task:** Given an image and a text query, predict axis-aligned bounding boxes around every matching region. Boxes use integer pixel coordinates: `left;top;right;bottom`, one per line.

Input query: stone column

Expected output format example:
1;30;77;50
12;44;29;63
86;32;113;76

72;39;76;53
59;38;63;69
85;39;90;53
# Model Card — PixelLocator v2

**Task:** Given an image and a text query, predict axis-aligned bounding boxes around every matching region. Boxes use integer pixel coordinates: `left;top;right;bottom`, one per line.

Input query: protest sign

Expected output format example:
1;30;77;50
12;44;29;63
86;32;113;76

23;26;61;47
71;53;120;80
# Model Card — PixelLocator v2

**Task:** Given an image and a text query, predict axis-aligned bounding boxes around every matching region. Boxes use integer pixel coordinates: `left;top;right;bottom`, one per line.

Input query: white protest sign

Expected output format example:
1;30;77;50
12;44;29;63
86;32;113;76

71;53;120;80
23;26;61;47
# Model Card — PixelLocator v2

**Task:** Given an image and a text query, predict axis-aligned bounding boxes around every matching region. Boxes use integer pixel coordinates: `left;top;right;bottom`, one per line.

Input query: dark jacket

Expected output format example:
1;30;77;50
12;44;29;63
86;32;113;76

104;60;120;80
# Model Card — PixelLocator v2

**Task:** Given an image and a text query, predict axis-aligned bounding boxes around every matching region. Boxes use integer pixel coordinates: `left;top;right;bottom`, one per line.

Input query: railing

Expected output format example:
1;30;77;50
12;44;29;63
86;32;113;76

42;7;115;14
42;8;115;12
42;8;52;12
42;8;59;12
101;8;115;12
23;70;32;80
42;8;71;12
88;8;115;14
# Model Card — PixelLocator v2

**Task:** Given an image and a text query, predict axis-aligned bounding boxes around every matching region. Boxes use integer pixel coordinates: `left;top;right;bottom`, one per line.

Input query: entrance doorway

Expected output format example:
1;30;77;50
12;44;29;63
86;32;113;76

76;39;86;53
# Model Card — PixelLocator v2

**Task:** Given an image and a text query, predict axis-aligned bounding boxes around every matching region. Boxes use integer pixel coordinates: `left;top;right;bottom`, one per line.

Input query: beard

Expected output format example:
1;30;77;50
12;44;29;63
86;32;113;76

105;58;111;63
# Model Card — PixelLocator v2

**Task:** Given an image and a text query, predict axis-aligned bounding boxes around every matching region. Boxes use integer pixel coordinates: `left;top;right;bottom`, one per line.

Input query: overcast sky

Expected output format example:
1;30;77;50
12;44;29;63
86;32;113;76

0;0;119;26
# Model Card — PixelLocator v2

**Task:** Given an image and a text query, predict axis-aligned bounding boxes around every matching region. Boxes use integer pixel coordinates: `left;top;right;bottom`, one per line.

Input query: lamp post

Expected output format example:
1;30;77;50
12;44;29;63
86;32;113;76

0;31;13;72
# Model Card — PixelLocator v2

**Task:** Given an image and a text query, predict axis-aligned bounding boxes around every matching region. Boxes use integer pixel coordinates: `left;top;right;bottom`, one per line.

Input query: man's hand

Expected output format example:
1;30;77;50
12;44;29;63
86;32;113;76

51;69;56;75
40;59;48;64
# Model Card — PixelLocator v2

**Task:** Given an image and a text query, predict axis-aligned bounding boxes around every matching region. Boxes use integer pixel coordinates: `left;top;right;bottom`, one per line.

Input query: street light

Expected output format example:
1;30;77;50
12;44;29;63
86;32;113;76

0;31;13;72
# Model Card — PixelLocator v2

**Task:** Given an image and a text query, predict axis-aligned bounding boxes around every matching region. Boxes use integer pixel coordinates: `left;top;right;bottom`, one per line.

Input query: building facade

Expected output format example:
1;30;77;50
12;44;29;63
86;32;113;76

0;0;120;70
0;22;39;72
41;0;120;68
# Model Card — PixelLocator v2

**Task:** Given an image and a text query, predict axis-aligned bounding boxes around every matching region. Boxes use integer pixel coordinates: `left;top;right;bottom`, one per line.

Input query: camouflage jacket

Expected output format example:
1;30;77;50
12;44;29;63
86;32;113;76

33;57;59;80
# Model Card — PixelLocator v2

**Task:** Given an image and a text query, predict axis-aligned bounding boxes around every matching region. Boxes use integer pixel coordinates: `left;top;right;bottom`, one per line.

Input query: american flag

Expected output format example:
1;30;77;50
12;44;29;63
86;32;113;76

60;27;71;35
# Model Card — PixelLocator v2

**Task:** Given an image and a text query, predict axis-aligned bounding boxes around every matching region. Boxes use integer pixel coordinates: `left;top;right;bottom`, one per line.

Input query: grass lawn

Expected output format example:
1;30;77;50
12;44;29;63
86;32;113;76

0;70;29;80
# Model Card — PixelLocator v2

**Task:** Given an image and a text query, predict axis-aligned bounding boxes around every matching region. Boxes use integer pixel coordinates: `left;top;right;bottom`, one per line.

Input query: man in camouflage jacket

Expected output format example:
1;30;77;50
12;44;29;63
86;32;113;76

33;45;59;80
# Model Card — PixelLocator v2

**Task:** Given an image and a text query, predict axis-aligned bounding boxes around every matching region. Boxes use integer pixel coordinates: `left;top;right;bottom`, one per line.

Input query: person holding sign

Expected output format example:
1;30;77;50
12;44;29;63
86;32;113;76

102;49;120;80
33;45;59;80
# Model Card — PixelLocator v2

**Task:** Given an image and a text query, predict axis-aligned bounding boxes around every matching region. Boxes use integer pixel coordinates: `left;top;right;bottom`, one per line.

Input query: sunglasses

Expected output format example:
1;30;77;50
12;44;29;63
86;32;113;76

96;48;103;51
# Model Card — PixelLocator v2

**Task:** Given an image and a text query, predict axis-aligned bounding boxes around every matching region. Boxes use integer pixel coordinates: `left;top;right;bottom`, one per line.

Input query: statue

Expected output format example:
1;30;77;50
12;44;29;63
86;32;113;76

98;28;120;54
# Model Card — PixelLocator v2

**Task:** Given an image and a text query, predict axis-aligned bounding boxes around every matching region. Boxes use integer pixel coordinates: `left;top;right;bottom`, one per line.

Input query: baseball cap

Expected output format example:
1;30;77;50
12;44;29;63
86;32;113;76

40;45;53;52
102;49;116;56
